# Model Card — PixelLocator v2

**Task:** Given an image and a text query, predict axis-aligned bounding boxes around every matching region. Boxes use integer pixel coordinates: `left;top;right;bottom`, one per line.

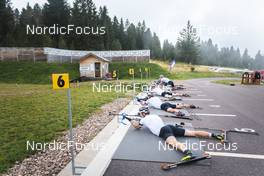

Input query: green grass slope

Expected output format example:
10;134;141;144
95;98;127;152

0;61;80;84
0;83;123;173
0;61;170;84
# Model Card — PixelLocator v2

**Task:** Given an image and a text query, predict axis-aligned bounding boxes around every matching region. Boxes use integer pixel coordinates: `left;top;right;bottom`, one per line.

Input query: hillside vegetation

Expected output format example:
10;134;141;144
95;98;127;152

0;61;239;84
151;60;239;80
0;62;79;84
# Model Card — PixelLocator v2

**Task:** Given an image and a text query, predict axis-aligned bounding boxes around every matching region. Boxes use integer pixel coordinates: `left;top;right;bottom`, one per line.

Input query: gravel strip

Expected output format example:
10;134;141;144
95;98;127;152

3;98;130;176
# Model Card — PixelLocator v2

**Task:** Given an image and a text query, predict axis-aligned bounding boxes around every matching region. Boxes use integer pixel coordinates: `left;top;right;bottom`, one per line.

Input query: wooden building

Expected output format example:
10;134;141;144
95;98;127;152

79;53;110;78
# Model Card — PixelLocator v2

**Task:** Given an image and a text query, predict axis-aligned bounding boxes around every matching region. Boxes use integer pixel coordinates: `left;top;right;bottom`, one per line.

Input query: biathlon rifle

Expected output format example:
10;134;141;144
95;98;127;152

108;112;141;125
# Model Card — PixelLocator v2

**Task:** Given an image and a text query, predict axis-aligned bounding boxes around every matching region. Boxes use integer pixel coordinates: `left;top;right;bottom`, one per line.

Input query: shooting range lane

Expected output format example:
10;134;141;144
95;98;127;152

112;121;209;164
149;108;191;117
102;78;264;176
185;79;264;155
152;99;237;118
104;156;264;176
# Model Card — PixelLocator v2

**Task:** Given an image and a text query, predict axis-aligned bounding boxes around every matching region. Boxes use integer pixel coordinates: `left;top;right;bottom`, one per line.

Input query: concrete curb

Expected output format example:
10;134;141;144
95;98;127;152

57;101;140;176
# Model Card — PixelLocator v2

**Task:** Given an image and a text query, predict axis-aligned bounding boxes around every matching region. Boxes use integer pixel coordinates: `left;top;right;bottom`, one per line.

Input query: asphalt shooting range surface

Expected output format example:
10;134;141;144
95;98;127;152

104;78;264;176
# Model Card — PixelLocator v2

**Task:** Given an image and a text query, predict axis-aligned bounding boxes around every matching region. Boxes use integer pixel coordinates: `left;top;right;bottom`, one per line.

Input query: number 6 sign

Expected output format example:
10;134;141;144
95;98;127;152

52;73;70;89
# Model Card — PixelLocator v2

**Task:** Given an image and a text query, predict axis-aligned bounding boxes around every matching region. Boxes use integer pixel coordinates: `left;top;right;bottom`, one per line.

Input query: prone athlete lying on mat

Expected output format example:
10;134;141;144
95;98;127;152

128;111;224;161
137;96;199;116
159;75;175;87
151;85;190;97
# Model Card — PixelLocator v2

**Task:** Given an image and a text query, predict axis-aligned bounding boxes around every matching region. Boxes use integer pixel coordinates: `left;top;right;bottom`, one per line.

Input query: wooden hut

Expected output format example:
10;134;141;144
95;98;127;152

79;53;110;78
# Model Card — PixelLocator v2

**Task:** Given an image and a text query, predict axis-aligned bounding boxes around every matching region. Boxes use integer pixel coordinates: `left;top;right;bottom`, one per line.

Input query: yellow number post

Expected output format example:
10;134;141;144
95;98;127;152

128;68;135;97
112;70;117;78
52;73;69;89
129;68;134;75
51;73;80;174
145;67;148;79
139;68;142;81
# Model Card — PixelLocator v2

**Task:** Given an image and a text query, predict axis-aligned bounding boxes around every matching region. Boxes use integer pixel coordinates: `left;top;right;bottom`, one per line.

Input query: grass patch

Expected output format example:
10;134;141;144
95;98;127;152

0;61;79;84
0;82;126;173
212;79;241;85
170;71;238;80
0;61;239;85
151;60;240;80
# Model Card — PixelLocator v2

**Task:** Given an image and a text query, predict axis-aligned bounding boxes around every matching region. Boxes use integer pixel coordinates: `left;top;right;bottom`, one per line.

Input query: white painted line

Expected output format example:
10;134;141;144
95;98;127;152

188;88;199;91
197;94;207;97
209;105;221;108
194;113;236;117
183;91;203;93
184;98;214;101
207;151;264;160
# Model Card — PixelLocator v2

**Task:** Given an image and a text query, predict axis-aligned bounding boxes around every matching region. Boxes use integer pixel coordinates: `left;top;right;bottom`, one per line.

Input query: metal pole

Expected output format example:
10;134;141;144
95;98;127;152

71;52;73;63
17;48;19;62
67;89;76;175
133;73;135;101
140;69;142;82
116;74;119;100
33;49;36;63
0;48;3;61
149;68;151;79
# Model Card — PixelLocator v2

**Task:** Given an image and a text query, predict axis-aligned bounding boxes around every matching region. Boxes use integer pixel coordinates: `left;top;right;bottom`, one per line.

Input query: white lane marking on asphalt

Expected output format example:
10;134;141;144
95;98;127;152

207;152;264;160
186;88;199;91
184;91;203;93
209;105;221;108
184;98;214;101
197;94;207;97
194;113;236;117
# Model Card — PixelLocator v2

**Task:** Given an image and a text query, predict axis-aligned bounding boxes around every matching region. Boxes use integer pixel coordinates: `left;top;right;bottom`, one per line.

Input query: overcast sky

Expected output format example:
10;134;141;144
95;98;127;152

12;0;264;57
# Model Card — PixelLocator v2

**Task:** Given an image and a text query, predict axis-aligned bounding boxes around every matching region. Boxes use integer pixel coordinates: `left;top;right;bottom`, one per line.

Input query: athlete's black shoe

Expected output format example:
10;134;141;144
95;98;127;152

175;111;185;117
212;134;224;141
190;104;196;109
182;93;191;97
181;150;196;161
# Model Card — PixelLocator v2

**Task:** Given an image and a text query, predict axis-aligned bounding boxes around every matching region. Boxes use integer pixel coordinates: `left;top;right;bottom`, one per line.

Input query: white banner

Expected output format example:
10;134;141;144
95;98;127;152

44;47;150;57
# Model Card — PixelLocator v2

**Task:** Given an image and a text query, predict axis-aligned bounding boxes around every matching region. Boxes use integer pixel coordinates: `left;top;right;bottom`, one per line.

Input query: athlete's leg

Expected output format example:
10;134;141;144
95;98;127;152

185;130;224;141
185;130;210;138
175;103;185;109
165;136;186;152
167;107;180;113
166;136;195;161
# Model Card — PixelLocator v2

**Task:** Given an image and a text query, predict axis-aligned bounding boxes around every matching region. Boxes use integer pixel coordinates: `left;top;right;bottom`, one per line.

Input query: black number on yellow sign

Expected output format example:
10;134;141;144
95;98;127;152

129;68;134;75
113;70;117;78
57;76;65;87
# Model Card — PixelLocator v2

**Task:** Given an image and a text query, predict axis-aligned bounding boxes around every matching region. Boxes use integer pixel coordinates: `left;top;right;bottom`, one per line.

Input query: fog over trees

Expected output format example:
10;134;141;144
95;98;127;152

0;0;264;69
